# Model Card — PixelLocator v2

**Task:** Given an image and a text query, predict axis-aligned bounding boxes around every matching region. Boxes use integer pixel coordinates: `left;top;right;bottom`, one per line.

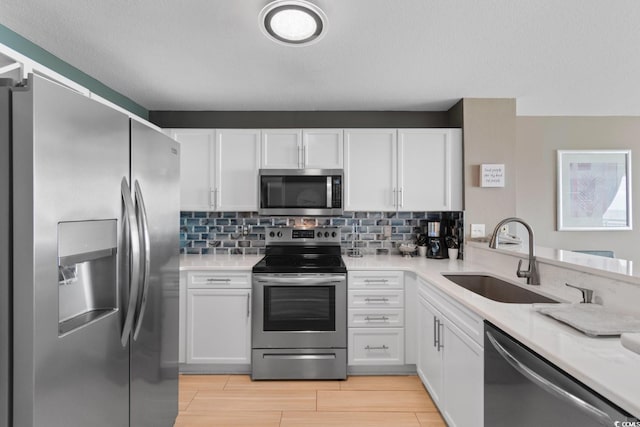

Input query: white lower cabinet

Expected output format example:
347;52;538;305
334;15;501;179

417;277;484;427
185;271;251;365
348;328;404;365
442;320;483;427
417;296;444;404
347;271;405;367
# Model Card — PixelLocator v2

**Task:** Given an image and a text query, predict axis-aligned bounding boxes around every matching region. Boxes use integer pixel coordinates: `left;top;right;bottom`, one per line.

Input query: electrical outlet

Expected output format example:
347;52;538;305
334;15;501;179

383;226;392;238
471;224;485;238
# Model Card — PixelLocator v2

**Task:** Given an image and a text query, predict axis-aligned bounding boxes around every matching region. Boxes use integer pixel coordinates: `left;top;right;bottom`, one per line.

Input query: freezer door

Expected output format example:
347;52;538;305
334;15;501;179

130;120;180;427
0;86;12;427
12;75;130;427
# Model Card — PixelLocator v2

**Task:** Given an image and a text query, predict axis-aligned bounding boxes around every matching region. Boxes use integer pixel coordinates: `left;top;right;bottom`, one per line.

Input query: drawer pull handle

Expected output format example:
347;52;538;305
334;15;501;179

206;278;231;282
364;279;389;283
365;345;389;351
365;316;389;322
364;297;389;303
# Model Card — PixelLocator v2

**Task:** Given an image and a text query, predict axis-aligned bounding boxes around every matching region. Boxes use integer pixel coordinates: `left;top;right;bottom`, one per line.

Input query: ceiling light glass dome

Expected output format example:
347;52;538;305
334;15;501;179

259;0;328;46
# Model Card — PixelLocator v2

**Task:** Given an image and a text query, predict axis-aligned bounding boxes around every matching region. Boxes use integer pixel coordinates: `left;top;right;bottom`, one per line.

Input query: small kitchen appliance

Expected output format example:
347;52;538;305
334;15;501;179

426;221;447;259
258;169;343;216
251;226;347;380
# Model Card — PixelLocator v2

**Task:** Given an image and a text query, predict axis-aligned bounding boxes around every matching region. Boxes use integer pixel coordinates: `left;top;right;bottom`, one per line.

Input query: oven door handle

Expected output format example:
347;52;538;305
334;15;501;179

254;276;345;285
486;331;613;426
262;353;337;360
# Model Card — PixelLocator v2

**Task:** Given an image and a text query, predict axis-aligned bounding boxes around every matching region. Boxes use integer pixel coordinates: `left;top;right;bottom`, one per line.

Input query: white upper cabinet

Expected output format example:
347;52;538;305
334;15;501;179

170;129;215;211
344;128;462;212
261;129;302;169
170;128;260;211
261;129;343;169
398;129;462;211
215;129;261;211
302;129;343;169
344;129;398;211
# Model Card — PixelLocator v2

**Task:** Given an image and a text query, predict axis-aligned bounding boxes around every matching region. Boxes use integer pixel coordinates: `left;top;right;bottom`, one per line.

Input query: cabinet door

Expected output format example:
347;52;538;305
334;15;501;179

417;295;443;405
344;129;397;211
178;272;187;364
442;320;483;427
186;289;251;364
215;129;260;211
398;129;460;211
261;129;302;169
303;129;343;168
171;129;214;210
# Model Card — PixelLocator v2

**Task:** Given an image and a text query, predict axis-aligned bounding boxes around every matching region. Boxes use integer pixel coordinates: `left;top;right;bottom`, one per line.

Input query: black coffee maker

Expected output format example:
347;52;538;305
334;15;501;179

426;221;447;259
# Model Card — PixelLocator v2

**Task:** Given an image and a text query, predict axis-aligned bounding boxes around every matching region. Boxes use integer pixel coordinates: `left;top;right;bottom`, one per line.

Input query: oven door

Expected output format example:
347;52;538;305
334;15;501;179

252;274;347;349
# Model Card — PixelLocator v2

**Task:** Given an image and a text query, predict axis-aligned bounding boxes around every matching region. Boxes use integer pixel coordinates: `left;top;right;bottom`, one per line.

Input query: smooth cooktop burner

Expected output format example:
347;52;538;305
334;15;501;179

252;249;347;274
253;227;347;274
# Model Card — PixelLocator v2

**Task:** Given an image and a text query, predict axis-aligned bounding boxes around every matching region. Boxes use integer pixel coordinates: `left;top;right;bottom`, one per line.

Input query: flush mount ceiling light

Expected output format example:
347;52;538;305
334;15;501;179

259;0;327;46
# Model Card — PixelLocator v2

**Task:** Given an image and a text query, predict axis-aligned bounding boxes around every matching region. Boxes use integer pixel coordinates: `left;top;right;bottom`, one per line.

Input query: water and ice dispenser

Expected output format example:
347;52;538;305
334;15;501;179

57;220;118;336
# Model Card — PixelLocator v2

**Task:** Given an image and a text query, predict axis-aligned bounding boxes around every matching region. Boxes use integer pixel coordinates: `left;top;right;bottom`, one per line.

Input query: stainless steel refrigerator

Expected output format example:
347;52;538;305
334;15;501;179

0;74;179;427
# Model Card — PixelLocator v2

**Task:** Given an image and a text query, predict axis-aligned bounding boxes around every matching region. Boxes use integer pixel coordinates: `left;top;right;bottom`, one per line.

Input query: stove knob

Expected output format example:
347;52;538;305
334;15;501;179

331;231;337;238
277;231;283;238
269;231;275;238
317;231;322;238
324;231;330;238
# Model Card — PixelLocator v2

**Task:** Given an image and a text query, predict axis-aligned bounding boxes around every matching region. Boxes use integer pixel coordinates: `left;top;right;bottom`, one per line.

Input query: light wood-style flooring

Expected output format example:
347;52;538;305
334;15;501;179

175;374;446;427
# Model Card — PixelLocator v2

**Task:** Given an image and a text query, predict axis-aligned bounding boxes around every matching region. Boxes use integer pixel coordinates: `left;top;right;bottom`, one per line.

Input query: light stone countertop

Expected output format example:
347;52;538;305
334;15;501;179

180;253;640;418
179;254;263;270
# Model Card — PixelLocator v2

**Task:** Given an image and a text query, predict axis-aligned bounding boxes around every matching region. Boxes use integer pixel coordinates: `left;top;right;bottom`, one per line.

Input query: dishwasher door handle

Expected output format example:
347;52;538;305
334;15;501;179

486;331;613;426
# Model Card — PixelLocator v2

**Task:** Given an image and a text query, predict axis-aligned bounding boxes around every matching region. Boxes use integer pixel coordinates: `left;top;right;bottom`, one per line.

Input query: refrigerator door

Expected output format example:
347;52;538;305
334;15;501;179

1;85;11;427
12;75;131;427
130;120;179;427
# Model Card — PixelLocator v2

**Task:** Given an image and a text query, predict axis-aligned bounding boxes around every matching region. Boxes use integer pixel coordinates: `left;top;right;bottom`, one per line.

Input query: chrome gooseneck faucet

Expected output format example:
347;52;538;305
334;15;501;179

488;217;540;286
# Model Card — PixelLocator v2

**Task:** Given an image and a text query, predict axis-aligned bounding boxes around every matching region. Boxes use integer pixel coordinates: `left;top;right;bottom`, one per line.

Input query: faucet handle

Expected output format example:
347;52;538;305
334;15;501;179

565;283;594;303
516;259;528;277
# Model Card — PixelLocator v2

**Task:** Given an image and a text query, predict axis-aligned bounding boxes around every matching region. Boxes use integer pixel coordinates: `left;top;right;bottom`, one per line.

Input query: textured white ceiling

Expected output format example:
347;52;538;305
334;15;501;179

1;0;639;115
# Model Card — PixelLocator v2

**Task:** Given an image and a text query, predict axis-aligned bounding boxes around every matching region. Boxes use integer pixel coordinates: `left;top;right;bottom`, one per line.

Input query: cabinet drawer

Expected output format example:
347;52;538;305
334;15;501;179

187;271;251;289
348;328;404;365
348;290;404;308
348;271;404;289
348;308;404;328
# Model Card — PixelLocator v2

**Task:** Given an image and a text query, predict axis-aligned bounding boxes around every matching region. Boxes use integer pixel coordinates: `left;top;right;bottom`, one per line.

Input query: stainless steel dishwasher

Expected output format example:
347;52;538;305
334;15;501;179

484;322;637;426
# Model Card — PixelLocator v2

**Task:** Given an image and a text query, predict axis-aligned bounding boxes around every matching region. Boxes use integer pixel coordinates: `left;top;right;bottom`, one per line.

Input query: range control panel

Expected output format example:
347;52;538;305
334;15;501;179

265;226;341;245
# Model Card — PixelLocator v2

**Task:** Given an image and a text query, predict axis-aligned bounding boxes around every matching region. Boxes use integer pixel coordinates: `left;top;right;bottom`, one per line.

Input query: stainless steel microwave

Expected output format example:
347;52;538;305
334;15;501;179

258;169;343;216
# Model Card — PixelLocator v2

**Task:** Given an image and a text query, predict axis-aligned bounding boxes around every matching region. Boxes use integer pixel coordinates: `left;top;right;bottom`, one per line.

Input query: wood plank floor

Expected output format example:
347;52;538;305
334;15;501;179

175;374;446;427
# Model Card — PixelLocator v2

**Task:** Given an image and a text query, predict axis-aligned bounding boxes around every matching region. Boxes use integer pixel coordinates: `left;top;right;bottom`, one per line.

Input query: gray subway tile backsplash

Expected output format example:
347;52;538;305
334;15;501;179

180;211;464;257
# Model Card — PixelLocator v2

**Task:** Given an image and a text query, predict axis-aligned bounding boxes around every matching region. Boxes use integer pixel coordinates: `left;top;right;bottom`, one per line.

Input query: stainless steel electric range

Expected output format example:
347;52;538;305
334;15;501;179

251;226;347;380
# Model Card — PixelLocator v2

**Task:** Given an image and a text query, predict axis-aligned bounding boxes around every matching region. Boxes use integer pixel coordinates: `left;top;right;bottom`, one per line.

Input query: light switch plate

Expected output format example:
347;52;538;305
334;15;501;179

471;224;485;238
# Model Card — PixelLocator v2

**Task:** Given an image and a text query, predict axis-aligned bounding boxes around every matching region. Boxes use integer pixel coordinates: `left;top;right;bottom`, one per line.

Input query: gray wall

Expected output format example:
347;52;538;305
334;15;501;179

461;99;517;237
516;117;640;262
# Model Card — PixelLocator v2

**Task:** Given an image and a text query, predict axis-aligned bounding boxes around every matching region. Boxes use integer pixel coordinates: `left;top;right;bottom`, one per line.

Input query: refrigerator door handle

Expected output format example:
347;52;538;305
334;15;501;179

121;177;142;346
133;180;151;341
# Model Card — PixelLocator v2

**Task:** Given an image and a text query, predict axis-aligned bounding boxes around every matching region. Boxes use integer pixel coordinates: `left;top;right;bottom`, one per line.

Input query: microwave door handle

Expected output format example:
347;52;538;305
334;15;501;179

327;176;332;208
486;331;613;426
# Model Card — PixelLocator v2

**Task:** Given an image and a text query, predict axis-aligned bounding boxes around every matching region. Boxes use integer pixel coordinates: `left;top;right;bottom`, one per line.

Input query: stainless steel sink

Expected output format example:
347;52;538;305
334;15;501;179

442;274;559;304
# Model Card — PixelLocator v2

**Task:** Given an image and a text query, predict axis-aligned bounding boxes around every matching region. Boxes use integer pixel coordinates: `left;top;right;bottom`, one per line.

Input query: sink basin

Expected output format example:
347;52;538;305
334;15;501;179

442;274;559;304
